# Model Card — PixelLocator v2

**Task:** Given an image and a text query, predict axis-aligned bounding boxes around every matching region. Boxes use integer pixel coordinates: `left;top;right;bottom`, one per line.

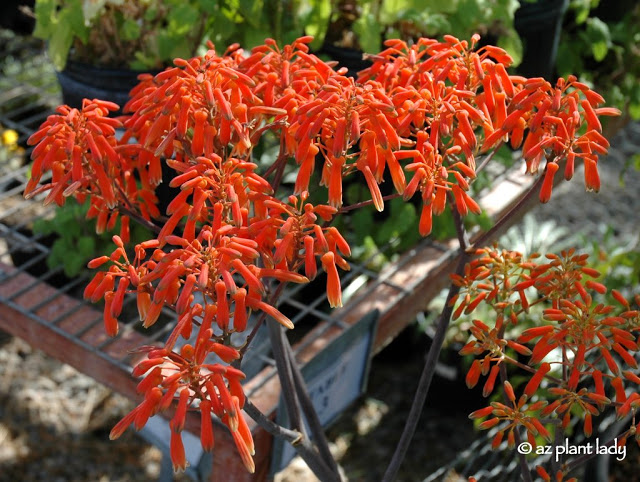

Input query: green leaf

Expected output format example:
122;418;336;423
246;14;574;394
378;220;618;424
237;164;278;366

77;236;96;259
120;18;141;41
591;41;608;62
33;0;56;38
497;32;523;67
210;10;239;46
238;0;264;27
353;13;383;54
46;20;73;70
422;0;459;14
300;0;332;50
61;0;90;43
168;4;200;37
585;17;611;61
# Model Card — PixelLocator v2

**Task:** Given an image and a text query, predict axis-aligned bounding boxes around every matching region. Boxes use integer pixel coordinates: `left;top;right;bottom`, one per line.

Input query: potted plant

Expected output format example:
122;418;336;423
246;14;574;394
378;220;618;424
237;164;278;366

557;0;640;136
24;32;628;481
32;0;237;110
314;0;524;76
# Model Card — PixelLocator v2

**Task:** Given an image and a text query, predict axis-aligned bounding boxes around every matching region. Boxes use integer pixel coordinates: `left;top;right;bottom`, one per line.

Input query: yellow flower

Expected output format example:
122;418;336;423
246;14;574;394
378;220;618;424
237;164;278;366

1;129;19;150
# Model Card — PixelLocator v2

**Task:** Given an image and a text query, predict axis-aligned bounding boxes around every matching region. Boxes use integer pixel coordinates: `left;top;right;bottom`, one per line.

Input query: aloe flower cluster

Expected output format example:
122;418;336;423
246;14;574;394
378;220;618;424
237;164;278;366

26;34;619;474
460;247;640;481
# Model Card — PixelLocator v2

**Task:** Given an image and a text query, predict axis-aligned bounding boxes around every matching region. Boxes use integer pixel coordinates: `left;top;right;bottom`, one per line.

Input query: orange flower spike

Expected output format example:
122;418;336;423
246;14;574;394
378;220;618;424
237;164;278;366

327;227;351;257
213;374;237;427
328;156;344;208
491;430;504;449
170;429;188;472
617;393;640;418
231;258;265;295
612;289;630;309
295;145;318;194
580;99;602;132
531;419;552;442
419;204;433;237
539;162;559;203
585;279;607;294
483;364;501;397
321;251;342;308
432;185;447;216
592;369;605;396
623;370;640;385
103;292;119;337
452;184;469;217
200;399;214;451
611;377;627;406
360;164;384;212
143;300;164;328
332;118;347;157
524;362;551;397
90;272;115;303
613;343;638;368
111;277;130;319
134;386;164;430
246;298;294;329
215;281;230;330
231;425;256;473
503;380;516;403
136;366;163;395
519;325;555;343
232;288;248;332
132;357;165;378
110;406;141;440
536;466;551;482
584;157;600;192
383;149;406;195
176;274;197;315
478;417;501;430
466;359;482;388
601;348;619;375
211;343;240;363
158;204;190;244
170;388;190;433
219;372;243;408
304;236;317;280
469;405;494;420
231;395;253;448
204;380;224;417
461;189;482;215
191;110;208;157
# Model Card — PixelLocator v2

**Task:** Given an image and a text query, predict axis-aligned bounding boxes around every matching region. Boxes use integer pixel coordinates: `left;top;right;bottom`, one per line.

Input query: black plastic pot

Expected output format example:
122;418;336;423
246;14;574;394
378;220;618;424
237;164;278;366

316;44;372;79
514;0;570;80
56;60;156;114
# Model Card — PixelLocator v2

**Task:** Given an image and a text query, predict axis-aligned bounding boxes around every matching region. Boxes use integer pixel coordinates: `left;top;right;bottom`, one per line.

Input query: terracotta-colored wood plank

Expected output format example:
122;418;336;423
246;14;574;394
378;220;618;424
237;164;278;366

0;262;147;399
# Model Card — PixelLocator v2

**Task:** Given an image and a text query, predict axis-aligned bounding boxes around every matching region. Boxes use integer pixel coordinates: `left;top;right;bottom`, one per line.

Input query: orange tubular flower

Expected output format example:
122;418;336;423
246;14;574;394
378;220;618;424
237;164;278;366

321;252;342;308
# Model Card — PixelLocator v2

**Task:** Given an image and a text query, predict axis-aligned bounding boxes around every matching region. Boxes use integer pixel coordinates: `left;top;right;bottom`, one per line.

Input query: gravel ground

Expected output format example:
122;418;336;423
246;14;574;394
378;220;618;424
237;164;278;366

0;115;638;481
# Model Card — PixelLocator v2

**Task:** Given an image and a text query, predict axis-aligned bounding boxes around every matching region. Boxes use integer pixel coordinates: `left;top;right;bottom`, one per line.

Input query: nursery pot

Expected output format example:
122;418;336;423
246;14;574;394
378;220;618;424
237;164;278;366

56;60;154;114
317;44;372;79
514;0;569;80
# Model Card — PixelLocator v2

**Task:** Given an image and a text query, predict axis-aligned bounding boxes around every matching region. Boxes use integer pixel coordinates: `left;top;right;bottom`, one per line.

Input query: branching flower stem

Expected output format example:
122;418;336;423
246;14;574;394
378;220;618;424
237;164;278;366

267;319;342;481
243;400;339;481
283;332;341;479
382;200;471;482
